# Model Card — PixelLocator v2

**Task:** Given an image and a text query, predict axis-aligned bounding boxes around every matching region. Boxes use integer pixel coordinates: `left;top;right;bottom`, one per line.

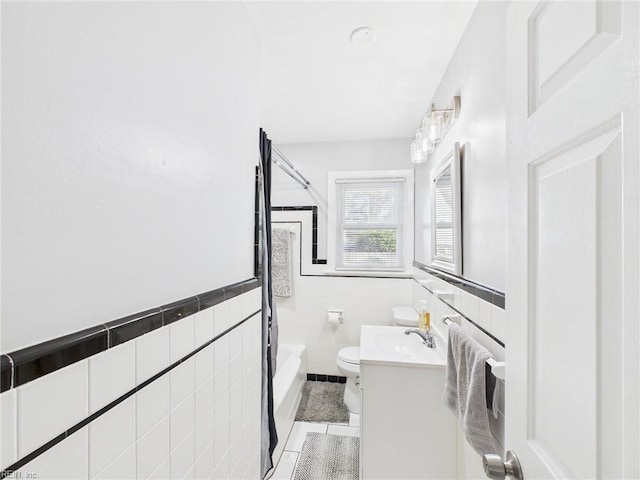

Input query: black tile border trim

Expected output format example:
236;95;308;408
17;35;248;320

0;277;261;393
271;206;327;265
11;326;108;388
413;277;505;348
413;261;505;309
1;355;13;392
307;373;347;384
1;308;262;477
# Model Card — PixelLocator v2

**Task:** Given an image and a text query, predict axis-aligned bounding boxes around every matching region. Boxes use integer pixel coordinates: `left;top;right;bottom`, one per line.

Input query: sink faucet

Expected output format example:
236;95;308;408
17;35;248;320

404;328;436;349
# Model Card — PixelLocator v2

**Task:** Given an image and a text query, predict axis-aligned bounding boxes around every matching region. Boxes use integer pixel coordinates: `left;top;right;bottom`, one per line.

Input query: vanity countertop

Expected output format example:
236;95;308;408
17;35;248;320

359;325;447;368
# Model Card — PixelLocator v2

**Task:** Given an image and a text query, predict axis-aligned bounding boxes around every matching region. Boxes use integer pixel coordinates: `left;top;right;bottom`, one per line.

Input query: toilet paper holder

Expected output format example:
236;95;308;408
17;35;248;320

327;309;344;325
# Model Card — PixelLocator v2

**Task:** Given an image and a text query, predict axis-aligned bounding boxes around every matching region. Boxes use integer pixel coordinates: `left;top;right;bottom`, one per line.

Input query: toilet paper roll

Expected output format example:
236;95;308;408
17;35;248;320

328;311;341;325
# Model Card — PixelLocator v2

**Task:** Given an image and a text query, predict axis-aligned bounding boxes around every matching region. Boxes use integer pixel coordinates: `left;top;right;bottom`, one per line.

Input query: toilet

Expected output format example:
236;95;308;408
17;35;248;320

336;307;419;414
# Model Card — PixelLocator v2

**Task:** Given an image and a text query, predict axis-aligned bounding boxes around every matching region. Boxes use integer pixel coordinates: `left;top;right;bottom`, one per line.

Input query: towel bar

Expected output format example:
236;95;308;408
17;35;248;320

442;315;506;381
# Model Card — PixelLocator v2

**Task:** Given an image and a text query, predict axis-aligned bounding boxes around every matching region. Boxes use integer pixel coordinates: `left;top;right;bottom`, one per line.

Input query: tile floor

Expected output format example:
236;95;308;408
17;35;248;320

270;413;360;480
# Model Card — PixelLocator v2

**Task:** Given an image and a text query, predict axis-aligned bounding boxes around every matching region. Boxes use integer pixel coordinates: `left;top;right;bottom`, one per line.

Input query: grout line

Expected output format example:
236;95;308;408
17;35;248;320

2;310;261;477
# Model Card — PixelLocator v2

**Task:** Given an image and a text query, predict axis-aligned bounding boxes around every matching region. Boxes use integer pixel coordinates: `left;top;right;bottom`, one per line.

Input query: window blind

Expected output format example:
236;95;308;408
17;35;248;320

434;171;454;260
335;178;405;270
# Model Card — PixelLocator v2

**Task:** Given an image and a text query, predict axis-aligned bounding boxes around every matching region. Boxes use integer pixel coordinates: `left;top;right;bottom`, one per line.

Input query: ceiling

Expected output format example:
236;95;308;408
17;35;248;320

246;1;477;144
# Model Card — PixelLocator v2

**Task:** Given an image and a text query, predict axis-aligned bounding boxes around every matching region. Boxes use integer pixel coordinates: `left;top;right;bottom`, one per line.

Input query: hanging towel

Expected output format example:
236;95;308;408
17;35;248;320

443;322;499;455
271;228;292;297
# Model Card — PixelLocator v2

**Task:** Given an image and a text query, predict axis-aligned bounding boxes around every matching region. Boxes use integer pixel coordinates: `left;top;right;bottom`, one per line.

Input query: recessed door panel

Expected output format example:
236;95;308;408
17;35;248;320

528;126;621;478
528;1;621;113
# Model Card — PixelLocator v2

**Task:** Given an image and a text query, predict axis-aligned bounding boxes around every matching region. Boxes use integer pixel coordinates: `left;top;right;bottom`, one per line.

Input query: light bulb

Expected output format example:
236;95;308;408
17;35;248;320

416;128;428;152
426;106;442;143
425;138;435;154
411;137;426;164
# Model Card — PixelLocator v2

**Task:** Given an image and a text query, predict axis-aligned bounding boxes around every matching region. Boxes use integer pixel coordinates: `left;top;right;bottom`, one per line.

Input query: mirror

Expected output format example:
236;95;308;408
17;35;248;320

430;142;462;274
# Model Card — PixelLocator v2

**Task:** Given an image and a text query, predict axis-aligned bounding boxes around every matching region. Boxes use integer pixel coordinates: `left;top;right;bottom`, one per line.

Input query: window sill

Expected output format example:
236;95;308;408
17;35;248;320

322;270;413;279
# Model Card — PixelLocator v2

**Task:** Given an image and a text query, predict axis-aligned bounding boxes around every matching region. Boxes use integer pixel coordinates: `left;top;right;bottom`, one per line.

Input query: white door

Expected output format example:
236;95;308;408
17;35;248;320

506;1;639;479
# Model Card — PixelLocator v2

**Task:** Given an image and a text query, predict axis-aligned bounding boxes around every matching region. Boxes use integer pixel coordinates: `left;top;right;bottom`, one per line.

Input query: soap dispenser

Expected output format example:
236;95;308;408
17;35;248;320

418;300;431;333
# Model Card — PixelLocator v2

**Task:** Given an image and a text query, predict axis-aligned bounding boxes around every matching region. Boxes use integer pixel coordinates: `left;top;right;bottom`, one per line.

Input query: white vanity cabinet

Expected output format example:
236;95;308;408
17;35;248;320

359;326;456;480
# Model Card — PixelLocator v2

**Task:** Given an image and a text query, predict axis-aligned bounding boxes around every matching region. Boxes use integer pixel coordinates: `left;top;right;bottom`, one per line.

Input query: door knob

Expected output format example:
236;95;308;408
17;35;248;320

483;451;524;480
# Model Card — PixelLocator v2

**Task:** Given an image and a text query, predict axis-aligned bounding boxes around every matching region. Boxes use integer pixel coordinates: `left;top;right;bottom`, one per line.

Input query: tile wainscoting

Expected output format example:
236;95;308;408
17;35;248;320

412;265;506;478
0;280;263;480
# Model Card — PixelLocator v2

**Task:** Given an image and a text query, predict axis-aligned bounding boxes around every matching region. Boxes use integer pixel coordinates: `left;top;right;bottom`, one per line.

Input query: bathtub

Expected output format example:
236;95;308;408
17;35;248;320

272;344;307;467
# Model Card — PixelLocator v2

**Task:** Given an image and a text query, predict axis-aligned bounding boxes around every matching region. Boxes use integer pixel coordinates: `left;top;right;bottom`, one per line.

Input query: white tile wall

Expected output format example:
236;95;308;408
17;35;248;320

136;326;170;384
89;341;136;414
195;343;215;388
170;429;195;480
0;389;17;470
195;376;215;423
214;421;230;470
170;358;195;408
226;296;243;332
94;444;136;480
136;415;169;479
213;302;231;337
477;298;493;331
491;306;506;345
212;449;230;480
193;309;215;349
89;396;136;478
194;438;215;480
148;458;169;480
16;359;88;457
170;316;195;363
16;426;89;480
275;265;413;375
194;405;215;460
136;375;169;438
214;335;230;374
170;393;195;451
9;291;262;480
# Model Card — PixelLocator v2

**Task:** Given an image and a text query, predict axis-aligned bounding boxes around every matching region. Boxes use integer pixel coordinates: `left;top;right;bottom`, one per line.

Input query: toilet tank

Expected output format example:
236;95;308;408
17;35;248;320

391;307;419;327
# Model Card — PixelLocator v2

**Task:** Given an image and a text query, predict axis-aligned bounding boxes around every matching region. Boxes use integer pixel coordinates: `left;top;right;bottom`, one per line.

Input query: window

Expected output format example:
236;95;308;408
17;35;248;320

328;170;414;273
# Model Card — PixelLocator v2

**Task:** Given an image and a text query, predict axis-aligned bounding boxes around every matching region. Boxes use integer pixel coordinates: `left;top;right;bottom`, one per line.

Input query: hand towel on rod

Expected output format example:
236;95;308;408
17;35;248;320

443;322;500;455
271;227;292;298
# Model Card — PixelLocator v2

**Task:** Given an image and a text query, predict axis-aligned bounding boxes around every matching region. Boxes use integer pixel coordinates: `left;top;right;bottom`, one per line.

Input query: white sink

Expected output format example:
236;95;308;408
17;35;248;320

360;325;446;367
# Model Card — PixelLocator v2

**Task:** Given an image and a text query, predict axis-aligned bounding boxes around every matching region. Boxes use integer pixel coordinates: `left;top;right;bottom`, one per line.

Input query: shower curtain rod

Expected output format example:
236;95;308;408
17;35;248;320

272;144;310;189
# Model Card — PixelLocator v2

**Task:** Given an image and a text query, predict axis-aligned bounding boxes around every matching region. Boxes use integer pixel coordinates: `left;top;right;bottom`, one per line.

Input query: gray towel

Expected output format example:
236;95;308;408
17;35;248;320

443;322;499;455
272;228;292;297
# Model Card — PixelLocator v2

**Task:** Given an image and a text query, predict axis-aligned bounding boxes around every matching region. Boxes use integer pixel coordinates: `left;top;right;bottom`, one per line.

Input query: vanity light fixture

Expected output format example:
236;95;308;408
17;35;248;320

410;96;461;164
411;130;427;164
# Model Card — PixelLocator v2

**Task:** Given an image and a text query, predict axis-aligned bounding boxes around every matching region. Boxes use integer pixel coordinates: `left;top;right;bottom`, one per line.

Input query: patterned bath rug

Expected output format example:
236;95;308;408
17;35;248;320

293;433;359;480
295;381;350;423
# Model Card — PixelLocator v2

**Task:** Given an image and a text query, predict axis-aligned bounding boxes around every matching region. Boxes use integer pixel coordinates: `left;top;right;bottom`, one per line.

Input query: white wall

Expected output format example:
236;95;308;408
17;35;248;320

414;1;508;292
273;220;412;375
1;2;260;351
270;139;414;374
412;3;509;477
271;138;411;260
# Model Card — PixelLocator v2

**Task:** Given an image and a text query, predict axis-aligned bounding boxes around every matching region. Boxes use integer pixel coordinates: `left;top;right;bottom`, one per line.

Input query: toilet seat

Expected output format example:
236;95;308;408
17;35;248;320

337;346;360;365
